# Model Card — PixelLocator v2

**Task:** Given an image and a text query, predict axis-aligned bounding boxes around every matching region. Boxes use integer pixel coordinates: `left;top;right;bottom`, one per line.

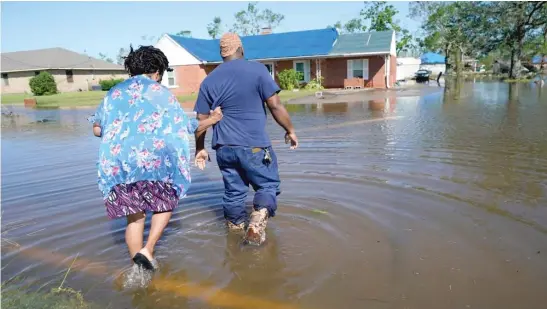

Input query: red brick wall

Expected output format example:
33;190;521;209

390;55;397;87
170;56;394;95
169;64;218;95
321;56;388;89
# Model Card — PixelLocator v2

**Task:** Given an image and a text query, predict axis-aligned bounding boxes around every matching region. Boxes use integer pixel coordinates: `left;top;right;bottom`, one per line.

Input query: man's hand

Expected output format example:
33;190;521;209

285;131;299;149
209;106;223;124
195;149;209;170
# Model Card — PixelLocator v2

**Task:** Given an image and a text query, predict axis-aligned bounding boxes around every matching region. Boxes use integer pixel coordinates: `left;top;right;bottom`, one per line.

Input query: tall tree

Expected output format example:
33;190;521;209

98;52;114;63
231;2;284;36
344;18;365;33
328;1;414;52
485;1;546;78
207;17;223;39
116;48;127;65
176;30;192;38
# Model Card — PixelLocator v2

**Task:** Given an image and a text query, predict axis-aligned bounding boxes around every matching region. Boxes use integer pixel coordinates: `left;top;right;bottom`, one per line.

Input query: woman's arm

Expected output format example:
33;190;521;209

195;107;222;133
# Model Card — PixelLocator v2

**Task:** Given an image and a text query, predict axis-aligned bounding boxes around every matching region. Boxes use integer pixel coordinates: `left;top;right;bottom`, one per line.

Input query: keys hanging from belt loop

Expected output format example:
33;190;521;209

263;148;272;164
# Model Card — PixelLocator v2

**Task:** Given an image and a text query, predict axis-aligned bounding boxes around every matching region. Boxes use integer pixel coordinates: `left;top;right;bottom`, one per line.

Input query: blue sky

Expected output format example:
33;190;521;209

1;1;418;60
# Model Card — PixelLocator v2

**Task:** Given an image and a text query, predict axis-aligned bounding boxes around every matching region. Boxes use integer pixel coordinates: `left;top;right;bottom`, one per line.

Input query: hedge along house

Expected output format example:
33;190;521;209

1;48;127;94
154;27;397;95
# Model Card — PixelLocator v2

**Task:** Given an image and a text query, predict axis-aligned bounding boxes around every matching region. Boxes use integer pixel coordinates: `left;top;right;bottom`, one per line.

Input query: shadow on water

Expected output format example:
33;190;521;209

2;81;547;309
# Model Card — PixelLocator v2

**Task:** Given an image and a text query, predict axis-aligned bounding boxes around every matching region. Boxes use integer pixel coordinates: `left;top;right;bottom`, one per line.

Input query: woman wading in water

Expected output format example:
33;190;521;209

89;45;221;271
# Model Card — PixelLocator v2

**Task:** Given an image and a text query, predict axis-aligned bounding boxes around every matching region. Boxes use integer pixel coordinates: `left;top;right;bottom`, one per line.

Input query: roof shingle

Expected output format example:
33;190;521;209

329;31;393;55
1;48;125;72
169;28;339;63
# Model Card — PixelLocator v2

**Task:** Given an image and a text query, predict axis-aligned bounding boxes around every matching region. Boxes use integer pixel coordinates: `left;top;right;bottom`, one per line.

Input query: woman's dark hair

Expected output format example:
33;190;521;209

123;45;171;77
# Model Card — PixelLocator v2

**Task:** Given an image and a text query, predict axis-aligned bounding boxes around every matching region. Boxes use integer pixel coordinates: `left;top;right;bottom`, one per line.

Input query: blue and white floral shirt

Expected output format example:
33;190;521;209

89;75;198;199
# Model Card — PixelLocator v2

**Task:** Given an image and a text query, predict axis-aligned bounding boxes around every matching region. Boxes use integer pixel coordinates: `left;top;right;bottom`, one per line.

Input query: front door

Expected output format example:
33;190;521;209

263;62;274;80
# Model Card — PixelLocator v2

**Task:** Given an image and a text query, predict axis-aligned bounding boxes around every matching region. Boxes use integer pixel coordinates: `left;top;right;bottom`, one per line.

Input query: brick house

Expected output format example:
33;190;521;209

154;28;397;95
1;48;127;94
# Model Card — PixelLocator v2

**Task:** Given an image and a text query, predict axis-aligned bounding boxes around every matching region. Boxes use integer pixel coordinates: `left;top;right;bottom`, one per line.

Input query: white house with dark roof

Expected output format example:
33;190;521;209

1;47;127;94
154;28;397;95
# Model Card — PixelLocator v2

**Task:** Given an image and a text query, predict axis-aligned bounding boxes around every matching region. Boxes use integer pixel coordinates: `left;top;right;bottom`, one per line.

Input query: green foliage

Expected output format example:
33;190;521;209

278;69;303;91
207;17;223;39
99;78;124;91
116;48;127;65
231;2;284;36
361;1;399;32
1;287;97;309
327;1;415;52
98;53;114;63
29;71;58;96
304;77;324;90
411;1;547;78
176;30;192;37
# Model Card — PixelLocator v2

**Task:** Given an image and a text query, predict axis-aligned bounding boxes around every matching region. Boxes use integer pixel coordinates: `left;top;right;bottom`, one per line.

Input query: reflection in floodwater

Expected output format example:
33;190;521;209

2;81;547;309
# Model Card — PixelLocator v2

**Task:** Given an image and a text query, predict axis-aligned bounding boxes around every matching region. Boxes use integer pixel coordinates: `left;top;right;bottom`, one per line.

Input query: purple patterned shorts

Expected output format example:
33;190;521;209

104;181;179;219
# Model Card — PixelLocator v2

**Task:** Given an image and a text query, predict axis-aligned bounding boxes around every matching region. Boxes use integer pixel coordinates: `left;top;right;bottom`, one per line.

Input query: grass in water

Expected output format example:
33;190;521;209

311;209;329;215
1;89;318;108
1;254;99;309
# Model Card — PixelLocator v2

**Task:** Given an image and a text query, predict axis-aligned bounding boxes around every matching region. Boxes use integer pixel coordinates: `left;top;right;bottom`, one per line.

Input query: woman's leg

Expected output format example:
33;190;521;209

126;212;146;259
140;211;172;260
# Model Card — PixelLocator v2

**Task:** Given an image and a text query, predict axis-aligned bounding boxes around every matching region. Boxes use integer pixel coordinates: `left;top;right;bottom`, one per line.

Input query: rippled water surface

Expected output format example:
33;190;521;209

2;82;547;309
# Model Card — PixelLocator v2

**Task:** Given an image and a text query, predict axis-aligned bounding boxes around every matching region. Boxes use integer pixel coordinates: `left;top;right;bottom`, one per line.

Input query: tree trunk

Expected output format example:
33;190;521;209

445;45;453;75
455;47;463;76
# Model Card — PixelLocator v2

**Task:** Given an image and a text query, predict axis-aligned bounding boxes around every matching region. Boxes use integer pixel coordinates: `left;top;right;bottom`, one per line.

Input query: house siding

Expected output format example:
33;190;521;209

321;55;388;88
165;56;394;94
1;69;127;94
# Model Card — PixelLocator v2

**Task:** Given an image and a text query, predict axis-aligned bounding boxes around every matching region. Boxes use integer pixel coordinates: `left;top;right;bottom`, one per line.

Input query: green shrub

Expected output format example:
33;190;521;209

304;77;324;90
29;72;58;96
278;69;303;90
99;78;125;91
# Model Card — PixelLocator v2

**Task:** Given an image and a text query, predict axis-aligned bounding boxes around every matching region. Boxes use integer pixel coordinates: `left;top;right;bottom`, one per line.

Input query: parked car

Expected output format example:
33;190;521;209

415;69;431;82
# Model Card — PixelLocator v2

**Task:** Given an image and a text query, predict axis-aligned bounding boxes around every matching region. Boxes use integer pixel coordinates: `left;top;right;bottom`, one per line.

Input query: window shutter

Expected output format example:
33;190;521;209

363;59;369;80
305;60;311;82
347;60;353;79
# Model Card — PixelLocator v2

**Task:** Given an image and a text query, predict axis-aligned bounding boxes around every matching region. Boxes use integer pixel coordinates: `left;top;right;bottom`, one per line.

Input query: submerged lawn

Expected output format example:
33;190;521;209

1;89;317;108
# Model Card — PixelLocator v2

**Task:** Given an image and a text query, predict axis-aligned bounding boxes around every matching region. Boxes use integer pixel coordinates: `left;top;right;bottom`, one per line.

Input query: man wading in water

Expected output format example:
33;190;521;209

194;33;298;245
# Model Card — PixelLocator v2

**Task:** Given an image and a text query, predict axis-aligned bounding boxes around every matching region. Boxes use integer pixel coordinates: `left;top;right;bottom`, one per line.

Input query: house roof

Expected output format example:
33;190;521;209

329;31;394;55
1;48;125;73
421;52;445;64
168;28;339;63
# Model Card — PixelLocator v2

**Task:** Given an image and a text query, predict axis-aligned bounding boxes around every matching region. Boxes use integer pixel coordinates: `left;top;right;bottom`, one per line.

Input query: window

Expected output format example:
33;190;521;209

65;70;74;83
34;71;40;76
166;70;176;87
2;73;8;86
293;60;310;82
347;59;369;80
263;63;275;79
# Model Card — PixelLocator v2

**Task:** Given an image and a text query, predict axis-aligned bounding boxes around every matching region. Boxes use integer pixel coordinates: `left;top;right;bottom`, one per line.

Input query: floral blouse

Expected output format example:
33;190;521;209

88;75;198;199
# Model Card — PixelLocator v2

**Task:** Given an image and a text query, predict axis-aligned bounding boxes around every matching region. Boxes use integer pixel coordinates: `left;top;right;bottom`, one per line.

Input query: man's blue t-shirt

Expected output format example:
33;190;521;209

194;59;281;149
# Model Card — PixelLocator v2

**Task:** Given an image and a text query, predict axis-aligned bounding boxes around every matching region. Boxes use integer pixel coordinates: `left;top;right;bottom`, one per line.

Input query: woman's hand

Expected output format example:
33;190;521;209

209;107;223;124
195;149;209;170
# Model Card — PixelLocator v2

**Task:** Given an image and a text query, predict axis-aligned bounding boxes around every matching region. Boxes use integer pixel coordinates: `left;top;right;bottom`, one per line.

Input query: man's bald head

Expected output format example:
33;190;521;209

219;33;244;61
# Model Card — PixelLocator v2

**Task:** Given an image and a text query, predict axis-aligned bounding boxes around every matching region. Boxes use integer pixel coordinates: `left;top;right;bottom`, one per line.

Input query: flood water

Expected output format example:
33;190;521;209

2;81;547;309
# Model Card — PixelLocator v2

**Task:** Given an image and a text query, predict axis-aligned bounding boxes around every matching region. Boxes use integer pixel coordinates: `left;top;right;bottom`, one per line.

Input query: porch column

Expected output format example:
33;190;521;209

315;58;322;86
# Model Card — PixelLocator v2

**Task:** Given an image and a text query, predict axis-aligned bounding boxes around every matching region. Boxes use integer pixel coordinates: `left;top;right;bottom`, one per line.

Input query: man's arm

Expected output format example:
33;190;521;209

265;94;298;149
265;94;294;133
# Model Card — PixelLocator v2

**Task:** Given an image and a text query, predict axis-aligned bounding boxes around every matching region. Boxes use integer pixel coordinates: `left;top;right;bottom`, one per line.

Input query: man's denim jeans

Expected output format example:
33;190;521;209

216;145;281;225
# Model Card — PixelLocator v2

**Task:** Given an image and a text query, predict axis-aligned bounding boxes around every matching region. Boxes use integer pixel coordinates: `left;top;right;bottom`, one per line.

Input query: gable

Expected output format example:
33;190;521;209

155;35;201;66
169;28;339;62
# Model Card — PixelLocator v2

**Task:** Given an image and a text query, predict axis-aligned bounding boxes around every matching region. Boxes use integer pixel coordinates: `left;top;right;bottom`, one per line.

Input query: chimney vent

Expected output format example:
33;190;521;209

260;27;272;35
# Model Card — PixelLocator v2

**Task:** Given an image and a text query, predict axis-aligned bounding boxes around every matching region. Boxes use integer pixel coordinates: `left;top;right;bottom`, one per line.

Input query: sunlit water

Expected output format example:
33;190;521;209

2;82;547;308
